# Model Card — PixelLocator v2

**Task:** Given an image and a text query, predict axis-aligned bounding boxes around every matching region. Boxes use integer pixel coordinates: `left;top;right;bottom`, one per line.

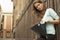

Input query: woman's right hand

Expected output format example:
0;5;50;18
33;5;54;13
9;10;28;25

40;21;46;24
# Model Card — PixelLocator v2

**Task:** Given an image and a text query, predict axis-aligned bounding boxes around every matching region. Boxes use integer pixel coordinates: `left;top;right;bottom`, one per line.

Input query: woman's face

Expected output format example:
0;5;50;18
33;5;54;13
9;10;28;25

34;3;44;11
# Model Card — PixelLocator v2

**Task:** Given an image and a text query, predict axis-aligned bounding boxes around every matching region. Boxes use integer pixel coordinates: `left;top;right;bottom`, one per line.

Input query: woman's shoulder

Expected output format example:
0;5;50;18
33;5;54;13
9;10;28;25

46;8;54;11
45;8;54;14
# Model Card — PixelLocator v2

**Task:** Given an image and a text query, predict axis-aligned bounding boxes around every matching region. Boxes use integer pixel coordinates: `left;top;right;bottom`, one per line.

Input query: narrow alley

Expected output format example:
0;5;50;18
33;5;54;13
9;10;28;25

0;0;60;40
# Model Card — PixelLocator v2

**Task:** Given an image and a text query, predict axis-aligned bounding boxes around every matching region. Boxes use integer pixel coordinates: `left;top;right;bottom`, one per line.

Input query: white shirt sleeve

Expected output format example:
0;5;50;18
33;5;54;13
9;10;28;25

48;8;59;20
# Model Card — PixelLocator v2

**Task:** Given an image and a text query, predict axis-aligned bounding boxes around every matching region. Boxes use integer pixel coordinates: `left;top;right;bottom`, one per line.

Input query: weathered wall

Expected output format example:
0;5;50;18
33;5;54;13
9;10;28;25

13;0;60;40
13;0;36;40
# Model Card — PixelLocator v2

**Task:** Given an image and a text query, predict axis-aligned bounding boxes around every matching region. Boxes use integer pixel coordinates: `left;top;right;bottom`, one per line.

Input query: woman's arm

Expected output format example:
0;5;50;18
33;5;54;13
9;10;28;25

47;8;60;24
47;19;60;24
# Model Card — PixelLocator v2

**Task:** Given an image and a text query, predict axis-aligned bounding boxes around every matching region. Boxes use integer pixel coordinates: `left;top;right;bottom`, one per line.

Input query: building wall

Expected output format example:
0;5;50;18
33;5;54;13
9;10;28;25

1;14;13;38
13;0;32;27
1;14;12;30
5;14;12;30
0;1;13;38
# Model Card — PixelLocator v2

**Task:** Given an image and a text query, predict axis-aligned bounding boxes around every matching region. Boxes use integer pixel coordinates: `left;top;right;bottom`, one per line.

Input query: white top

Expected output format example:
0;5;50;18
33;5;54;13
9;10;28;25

40;8;59;35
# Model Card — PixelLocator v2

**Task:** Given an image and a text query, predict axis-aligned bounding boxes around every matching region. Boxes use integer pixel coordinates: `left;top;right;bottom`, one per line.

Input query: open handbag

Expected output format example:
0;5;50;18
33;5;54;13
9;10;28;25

31;23;47;37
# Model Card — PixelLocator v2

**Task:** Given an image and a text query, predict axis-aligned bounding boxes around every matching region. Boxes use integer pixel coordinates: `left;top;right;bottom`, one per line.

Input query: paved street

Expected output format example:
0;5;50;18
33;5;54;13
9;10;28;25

0;38;15;40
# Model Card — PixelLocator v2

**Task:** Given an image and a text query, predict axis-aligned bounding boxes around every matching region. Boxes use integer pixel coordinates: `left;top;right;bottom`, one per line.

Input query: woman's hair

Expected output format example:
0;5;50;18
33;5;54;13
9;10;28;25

33;0;46;17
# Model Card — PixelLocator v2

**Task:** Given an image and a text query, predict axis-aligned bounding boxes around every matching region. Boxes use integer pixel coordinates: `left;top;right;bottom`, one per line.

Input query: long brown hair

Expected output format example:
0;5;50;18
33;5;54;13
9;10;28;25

33;0;46;18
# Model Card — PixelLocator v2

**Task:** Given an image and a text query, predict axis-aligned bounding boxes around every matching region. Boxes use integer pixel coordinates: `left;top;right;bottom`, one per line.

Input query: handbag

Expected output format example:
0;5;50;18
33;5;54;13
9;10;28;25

31;23;46;37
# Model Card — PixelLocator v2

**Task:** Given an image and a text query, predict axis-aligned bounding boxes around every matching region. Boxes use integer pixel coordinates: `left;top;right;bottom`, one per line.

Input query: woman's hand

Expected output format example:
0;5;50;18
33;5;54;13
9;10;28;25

40;21;46;24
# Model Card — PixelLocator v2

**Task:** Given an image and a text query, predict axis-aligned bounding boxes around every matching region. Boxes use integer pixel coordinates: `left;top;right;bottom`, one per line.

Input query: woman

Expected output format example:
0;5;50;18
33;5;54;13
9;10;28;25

33;0;60;40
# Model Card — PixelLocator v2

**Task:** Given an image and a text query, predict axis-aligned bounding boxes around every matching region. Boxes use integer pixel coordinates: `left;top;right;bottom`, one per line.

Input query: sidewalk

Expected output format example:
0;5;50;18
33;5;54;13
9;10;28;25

0;38;15;40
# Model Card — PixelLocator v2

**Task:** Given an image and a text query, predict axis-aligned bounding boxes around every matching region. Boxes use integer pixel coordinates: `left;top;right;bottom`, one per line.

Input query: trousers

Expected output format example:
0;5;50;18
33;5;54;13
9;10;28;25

37;34;55;40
